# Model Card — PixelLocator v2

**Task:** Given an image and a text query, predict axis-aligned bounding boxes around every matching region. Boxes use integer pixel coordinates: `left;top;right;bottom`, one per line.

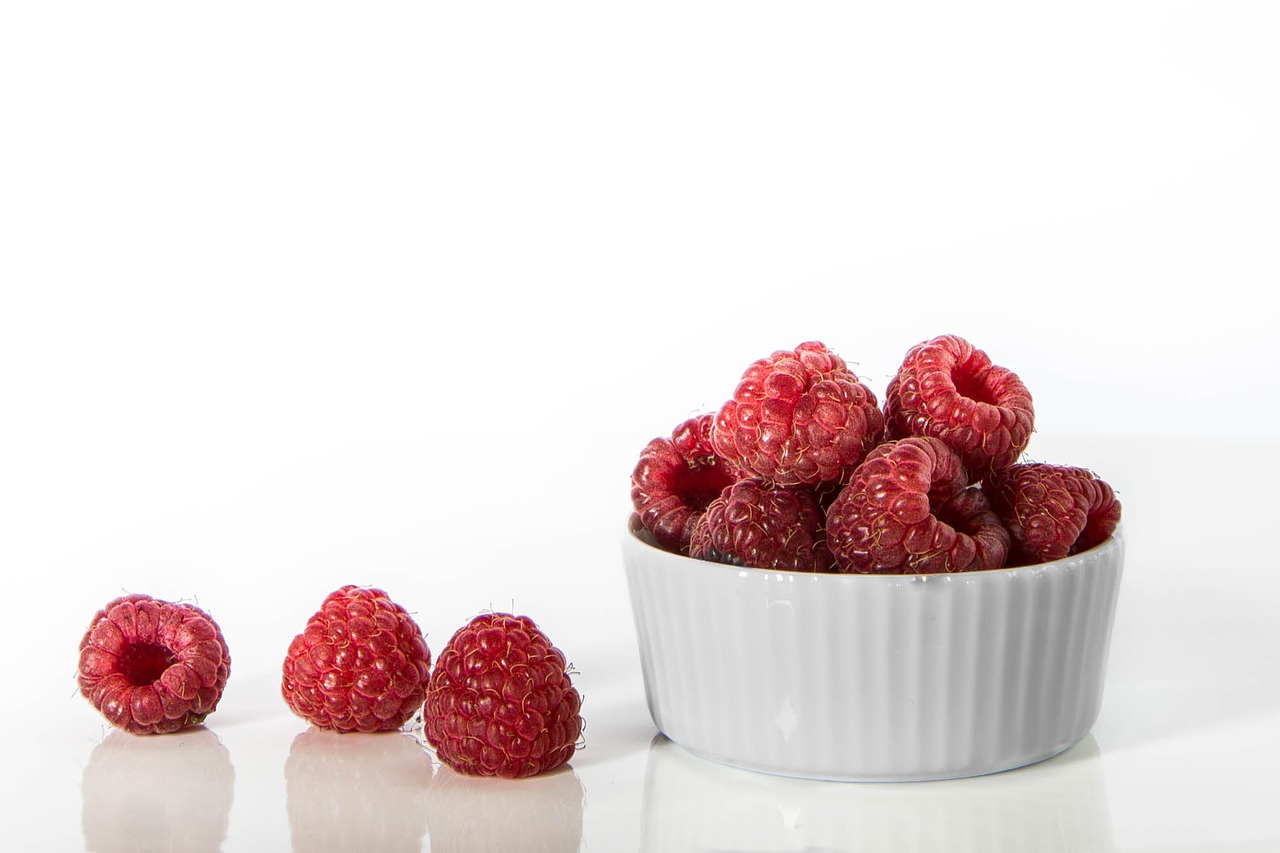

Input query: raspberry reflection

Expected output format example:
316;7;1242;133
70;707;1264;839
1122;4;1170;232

425;762;584;853
81;726;234;853
285;729;431;853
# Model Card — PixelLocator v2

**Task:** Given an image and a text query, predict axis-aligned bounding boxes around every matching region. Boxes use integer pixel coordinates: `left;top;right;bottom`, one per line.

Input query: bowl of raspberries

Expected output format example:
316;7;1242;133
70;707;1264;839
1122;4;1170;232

623;335;1124;782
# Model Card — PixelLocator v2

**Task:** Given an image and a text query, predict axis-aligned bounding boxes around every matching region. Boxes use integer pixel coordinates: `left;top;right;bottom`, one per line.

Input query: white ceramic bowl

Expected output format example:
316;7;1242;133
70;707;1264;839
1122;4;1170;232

622;523;1125;782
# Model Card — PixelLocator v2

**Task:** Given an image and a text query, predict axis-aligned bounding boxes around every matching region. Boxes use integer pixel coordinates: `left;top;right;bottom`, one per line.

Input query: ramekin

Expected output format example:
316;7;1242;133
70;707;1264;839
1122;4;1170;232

622;524;1125;782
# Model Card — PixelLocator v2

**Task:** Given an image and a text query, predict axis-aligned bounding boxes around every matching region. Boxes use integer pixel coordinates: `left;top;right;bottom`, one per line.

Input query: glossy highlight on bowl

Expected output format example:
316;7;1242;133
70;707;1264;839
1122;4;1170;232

622;524;1125;782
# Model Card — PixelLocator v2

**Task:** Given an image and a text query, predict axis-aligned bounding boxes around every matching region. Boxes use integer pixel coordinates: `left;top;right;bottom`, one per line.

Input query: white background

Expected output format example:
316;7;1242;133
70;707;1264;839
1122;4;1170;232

2;2;1278;851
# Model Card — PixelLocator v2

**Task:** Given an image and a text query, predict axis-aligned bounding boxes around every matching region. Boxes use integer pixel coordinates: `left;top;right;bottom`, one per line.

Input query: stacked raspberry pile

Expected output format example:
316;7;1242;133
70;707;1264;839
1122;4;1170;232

630;336;1121;573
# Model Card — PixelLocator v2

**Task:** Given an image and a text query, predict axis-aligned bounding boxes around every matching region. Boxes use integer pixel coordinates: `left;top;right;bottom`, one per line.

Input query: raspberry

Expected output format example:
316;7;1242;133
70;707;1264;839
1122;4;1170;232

631;413;739;554
77;594;231;735
986;463;1121;565
884;334;1034;476
826;437;1010;573
689;478;834;572
711;341;884;487
281;585;432;733
424;612;583;779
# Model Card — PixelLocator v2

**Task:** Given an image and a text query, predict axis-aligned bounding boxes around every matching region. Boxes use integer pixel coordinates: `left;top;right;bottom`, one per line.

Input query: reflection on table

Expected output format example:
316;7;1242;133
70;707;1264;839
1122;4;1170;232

284;727;584;853
81;725;235;853
641;733;1114;853
285;728;432;852
425;762;585;853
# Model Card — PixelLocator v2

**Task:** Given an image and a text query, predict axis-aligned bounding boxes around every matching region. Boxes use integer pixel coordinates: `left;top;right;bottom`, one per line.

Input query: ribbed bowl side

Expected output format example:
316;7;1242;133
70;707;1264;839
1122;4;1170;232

622;528;1125;782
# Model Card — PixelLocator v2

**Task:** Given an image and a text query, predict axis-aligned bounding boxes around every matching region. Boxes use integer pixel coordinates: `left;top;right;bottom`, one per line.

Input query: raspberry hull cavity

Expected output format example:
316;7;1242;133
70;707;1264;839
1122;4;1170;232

424;612;583;779
826;437;1010;574
78;594;231;734
631;413;739;554
281;586;432;733
884;335;1034;477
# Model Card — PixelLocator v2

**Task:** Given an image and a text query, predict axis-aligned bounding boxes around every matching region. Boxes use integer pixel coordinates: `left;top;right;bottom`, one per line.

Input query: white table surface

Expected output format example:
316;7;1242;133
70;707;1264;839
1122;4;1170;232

4;431;1278;852
3;3;1279;851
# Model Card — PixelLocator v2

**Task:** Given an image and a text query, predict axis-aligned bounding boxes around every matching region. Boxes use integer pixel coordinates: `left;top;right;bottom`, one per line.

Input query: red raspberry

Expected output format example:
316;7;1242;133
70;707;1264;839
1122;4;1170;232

884;335;1034;476
826;437;1010;573
281;586;432;733
424;612;583;779
986;463;1121;565
711;341;884;487
78;594;231;734
631;413;739;554
689;478;834;572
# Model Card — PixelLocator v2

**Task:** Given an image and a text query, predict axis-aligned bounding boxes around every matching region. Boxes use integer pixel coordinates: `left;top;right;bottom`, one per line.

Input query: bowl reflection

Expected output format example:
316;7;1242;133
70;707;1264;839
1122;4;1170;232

285;728;433;853
425;763;585;853
81;726;235;853
641;734;1115;853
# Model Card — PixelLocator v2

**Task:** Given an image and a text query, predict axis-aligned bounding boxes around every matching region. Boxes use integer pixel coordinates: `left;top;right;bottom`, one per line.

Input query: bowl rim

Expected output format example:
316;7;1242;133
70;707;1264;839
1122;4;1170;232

623;519;1125;584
